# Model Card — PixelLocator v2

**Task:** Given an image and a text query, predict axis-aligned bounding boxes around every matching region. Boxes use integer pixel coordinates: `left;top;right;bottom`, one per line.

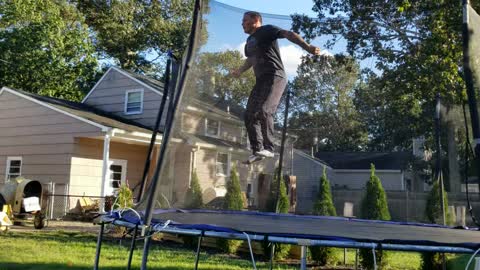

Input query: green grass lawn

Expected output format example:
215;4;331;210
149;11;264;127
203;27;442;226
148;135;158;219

0;230;474;270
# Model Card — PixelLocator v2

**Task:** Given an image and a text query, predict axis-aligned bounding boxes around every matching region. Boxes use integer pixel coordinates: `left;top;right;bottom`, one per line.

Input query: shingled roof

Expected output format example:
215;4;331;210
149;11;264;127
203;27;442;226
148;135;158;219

315;151;412;170
10;88;155;134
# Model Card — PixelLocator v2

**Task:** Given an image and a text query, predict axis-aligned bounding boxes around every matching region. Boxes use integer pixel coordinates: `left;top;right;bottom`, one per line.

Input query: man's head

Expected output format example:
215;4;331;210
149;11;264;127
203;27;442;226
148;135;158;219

242;11;262;34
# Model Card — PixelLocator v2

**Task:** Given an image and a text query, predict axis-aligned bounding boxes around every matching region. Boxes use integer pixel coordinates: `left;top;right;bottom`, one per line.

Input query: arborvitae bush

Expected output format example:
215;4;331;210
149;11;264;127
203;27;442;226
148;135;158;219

310;167;336;266
223;165;244;211
262;169;291;260
425;179;451;225
183;170;203;249
217;165;244;254
359;164;390;270
421;178;451;270
185;170;203;209
114;184;133;209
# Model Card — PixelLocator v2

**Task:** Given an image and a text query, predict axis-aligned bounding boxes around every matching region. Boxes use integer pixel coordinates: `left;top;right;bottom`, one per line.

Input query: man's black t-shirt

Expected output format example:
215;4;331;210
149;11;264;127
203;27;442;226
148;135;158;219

244;25;286;78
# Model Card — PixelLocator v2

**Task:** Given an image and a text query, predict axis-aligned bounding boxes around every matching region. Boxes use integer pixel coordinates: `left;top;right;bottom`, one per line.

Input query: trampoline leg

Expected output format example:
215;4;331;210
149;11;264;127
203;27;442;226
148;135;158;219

140;228;152;270
269;244;275;270
300;246;307;270
93;223;105;270
127;225;139;270
194;232;204;270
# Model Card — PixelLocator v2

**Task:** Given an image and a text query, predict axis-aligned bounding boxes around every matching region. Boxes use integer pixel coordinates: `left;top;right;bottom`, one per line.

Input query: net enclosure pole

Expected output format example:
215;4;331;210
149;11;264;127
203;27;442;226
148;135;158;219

463;0;480;192
139;0;202;269
137;56;172;203
435;93;446;225
93;222;105;270
127;224;139;270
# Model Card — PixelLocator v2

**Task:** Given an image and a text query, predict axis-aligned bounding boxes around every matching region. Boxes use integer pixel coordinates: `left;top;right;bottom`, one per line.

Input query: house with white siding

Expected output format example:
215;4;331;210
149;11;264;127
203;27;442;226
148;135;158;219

0;67;292;213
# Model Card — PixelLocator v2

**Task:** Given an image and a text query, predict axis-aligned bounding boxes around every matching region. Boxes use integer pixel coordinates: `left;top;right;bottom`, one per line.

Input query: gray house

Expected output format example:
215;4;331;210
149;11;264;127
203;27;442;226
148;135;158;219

293;150;412;214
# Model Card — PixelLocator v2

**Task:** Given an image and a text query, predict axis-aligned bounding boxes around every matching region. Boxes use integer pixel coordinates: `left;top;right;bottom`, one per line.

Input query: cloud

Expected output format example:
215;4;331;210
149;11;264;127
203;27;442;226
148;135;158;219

223;42;333;78
279;44;306;78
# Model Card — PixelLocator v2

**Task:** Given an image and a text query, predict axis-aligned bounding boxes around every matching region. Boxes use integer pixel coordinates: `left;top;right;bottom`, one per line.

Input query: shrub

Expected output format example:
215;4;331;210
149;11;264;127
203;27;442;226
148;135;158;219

359;164;390;270
185;170;203;209
425;179;451;225
113;184;133;210
217;165;244;254
262;169;291;260
183;170;203;249
223;165;244;211
310;167;336;266
421;178;451;270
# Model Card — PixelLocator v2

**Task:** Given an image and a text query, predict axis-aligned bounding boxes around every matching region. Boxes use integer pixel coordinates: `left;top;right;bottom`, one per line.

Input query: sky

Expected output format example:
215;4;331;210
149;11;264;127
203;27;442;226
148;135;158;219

202;0;345;79
215;0;317;17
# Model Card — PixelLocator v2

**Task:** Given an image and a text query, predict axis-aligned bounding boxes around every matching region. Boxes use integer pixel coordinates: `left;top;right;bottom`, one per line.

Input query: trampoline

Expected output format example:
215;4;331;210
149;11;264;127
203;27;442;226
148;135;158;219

93;0;480;269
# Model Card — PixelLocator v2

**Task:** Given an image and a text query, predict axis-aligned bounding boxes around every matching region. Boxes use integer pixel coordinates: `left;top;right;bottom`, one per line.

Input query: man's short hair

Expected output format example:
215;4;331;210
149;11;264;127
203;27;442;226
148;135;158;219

244;11;262;24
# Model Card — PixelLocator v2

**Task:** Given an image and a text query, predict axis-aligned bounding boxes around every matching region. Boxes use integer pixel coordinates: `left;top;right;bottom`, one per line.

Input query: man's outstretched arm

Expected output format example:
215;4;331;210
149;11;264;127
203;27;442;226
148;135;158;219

231;57;254;77
279;30;321;55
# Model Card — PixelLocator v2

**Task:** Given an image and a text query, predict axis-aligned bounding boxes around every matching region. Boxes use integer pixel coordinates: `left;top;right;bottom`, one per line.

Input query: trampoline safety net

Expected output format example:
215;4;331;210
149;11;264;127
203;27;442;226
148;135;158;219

97;0;480;269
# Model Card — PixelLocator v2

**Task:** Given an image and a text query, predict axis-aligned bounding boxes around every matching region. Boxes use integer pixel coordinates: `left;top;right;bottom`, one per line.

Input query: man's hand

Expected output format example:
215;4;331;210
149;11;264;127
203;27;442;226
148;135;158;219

307;45;321;55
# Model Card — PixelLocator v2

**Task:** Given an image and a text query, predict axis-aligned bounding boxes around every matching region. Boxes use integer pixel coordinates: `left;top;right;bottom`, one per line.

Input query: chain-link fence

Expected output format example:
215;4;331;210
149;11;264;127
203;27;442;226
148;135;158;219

43;182;105;221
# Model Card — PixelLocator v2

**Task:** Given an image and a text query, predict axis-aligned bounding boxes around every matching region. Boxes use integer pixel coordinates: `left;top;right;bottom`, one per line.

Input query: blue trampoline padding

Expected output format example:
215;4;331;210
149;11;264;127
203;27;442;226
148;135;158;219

109;209;480;249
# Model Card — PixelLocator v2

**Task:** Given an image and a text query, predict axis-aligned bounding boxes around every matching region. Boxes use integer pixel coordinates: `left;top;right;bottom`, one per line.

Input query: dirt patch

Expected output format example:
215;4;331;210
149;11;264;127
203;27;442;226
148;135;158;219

9;220;99;233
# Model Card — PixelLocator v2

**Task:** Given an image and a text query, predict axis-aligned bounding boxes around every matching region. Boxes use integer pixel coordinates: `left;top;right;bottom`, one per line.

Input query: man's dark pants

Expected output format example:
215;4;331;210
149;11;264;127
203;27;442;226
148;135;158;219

245;74;287;154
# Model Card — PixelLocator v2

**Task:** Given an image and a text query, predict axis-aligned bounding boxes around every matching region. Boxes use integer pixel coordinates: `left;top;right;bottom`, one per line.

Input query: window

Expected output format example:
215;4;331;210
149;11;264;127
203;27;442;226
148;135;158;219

205;118;220;137
107;160;127;195
5;157;22;182
216;152;230;176
110;165;122;189
124;89;144;114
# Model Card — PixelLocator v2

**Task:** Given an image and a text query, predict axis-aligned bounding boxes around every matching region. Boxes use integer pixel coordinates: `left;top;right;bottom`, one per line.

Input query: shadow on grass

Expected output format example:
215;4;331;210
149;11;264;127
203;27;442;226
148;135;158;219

3;230;98;243
447;254;472;270
0;262;193;270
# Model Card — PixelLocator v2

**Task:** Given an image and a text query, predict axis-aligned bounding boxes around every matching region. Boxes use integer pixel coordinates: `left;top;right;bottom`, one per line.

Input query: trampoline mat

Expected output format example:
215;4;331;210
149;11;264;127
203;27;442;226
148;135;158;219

139;210;480;249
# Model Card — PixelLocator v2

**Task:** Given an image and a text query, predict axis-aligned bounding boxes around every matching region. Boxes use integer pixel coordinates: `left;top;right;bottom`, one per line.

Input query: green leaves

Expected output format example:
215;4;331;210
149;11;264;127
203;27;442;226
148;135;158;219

223;165;243;211
0;0;98;101
76;0;194;73
361;164;391;221
289;54;368;151
185;170;203;209
190;50;255;106
313;166;336;216
293;0;471;151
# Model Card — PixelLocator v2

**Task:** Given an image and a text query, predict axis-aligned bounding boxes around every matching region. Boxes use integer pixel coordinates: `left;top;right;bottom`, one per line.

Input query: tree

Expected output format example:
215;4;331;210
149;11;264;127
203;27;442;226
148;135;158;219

360;164;390;270
0;0;98;101
288;54;368;151
185;170;203;208
75;0;194;75
310;167;336;266
292;0;474;151
217;165;244;254
421;178;452;270
263;170;291;260
190;50;255;106
182;170;203;249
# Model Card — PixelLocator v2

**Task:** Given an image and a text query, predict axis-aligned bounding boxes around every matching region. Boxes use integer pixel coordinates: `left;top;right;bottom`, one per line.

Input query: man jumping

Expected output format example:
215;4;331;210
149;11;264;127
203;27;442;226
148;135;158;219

231;11;321;164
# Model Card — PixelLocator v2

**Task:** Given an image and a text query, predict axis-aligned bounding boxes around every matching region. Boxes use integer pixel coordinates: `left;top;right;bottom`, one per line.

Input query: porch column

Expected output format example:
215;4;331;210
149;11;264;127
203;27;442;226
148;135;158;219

100;130;113;212
189;146;199;185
